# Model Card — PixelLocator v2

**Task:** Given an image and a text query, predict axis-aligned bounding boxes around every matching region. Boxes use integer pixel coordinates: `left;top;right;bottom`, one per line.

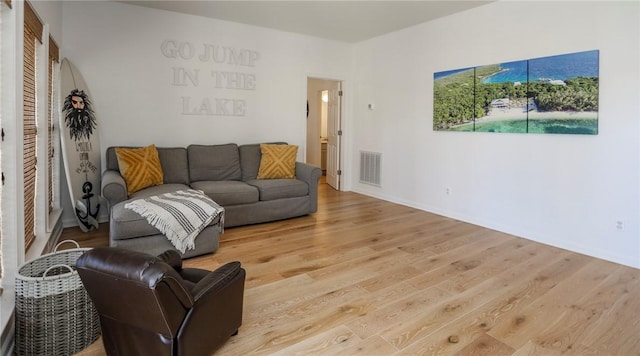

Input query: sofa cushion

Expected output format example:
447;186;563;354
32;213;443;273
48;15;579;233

157;147;190;185
115;145;164;195
106;146;190;186
246;179;308;201
128;183;190;200
257;144;298;179
111;184;222;239
188;144;242;182
239;142;287;181
110;205;221;241
111;183;203;240
190;180;259;206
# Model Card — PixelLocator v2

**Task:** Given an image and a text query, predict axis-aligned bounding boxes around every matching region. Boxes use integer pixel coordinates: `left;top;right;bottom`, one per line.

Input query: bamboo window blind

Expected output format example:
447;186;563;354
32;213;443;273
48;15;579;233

23;0;42;249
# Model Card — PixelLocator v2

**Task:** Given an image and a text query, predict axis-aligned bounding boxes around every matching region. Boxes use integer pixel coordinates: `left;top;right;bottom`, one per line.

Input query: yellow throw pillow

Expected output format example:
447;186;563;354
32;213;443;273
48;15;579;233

115;145;163;195
257;144;298;179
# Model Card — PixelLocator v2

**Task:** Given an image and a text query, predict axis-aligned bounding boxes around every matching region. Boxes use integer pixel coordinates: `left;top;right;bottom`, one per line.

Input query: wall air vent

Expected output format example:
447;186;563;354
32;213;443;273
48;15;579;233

359;151;381;186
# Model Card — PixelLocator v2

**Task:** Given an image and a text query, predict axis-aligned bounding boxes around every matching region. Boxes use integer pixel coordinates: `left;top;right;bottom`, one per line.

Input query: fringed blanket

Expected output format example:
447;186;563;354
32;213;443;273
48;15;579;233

124;189;224;253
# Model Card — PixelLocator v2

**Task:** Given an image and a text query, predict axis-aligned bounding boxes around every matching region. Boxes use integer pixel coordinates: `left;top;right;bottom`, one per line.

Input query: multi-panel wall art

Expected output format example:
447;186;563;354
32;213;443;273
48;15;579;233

433;50;599;134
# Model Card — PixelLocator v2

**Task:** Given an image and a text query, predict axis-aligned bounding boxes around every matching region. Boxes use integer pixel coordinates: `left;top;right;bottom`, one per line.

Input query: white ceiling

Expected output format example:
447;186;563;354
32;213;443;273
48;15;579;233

120;1;494;43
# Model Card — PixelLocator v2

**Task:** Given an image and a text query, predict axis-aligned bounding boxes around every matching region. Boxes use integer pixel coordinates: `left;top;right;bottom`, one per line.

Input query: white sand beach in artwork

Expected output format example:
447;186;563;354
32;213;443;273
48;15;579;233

477;107;597;122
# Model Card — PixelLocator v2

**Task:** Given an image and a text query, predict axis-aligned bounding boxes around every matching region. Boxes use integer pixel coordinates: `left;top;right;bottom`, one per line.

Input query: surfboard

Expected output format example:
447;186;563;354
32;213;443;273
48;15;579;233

59;58;101;231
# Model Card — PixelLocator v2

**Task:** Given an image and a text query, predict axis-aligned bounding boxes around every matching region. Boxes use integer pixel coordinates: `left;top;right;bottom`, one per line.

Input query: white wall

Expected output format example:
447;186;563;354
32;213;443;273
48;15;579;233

58;1;640;268
60;1;352;225
31;0;62;43
351;1;640;268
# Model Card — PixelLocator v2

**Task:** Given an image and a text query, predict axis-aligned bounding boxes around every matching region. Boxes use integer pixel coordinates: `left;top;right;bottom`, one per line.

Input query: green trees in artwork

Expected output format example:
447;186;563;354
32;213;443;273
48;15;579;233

532;77;599;112
433;81;474;129
432;68;477;130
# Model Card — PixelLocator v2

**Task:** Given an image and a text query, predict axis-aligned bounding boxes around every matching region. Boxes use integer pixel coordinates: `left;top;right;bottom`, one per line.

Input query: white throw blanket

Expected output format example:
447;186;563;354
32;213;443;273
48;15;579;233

124;189;224;253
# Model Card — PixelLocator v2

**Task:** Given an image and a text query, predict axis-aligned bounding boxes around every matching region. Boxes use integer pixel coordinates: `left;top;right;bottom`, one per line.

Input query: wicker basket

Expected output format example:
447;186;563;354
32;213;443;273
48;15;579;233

15;240;101;356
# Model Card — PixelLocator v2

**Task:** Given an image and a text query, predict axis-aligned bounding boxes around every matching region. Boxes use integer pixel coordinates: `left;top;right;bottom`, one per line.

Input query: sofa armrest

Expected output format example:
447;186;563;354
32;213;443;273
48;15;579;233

102;169;128;208
296;162;323;213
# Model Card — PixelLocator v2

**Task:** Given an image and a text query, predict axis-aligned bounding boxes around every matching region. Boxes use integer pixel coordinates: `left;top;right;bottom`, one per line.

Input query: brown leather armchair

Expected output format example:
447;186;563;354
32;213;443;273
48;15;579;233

76;247;245;356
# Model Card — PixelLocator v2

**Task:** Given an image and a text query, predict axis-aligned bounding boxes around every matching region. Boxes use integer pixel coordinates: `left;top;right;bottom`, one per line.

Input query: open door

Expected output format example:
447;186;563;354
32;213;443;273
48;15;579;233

326;84;341;190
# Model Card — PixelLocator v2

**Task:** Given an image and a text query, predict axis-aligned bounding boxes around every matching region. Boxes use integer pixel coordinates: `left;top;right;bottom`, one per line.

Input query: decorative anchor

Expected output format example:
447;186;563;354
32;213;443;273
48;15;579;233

76;181;100;231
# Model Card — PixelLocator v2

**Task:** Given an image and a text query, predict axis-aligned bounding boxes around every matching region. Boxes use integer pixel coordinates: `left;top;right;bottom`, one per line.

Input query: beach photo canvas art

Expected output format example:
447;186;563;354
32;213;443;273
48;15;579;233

433;50;599;134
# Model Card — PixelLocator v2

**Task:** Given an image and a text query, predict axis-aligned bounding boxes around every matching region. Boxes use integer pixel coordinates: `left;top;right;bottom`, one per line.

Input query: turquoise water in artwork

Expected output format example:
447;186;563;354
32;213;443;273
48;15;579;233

482;50;599;84
475;120;526;133
481;60;528;84
527;119;598;135
434;67;474;80
451;118;598;135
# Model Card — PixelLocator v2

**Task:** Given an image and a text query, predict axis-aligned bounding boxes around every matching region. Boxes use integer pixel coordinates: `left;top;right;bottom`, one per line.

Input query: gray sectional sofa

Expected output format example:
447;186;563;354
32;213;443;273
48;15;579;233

102;143;322;258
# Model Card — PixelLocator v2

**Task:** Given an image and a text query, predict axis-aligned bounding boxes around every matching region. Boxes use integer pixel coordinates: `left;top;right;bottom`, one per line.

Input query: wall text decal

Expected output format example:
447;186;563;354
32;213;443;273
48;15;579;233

161;40;260;117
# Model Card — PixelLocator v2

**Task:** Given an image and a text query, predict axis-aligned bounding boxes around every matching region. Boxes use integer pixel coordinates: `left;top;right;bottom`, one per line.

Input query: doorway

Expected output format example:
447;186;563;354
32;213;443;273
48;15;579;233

306;78;341;190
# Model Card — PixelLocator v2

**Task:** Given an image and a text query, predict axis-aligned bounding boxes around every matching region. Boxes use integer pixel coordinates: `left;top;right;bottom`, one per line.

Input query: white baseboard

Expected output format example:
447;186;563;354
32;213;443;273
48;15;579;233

62;214;109;229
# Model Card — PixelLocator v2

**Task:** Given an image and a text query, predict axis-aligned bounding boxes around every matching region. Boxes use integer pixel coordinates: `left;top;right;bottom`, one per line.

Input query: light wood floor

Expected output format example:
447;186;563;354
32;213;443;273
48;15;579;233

69;181;640;355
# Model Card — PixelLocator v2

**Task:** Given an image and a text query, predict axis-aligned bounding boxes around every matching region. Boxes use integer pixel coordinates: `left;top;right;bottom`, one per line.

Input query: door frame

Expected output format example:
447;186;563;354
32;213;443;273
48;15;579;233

306;76;343;190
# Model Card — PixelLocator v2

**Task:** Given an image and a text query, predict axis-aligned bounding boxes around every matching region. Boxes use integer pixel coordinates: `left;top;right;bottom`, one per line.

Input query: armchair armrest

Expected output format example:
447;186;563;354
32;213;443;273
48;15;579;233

295;162;323;213
102;169;127;208
157;249;183;271
177;261;245;354
191;261;244;301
